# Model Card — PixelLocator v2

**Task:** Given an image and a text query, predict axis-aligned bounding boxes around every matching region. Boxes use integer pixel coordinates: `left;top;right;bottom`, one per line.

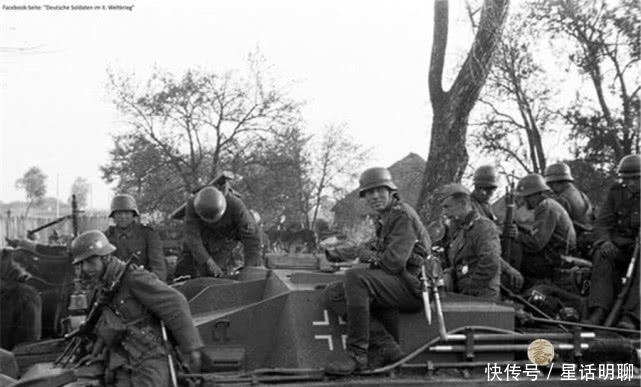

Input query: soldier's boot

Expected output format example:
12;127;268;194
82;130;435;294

583;307;607;326
325;306;369;375
368;319;404;369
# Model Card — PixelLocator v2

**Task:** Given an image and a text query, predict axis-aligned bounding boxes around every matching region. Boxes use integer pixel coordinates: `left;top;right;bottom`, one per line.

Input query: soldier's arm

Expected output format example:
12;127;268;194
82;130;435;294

145;227;167;282
468;221;500;293
593;187;617;246
230;197;262;266
518;204;556;253
184;198;215;266
377;212;416;274
129;271;204;353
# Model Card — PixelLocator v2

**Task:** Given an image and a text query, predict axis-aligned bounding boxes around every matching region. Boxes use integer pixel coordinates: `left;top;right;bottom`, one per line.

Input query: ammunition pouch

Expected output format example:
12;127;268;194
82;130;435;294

96;308;127;347
120;321;165;363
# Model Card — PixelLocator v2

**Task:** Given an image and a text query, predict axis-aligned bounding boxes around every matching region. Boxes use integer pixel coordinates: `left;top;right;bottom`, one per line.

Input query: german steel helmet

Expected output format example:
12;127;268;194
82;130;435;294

438;183;471;201
473;165;499;188
109;194;140;217
358;167;398;197
70;230;116;264
545;163;574;183
515;174;551;197
194;186;227;223
617;154;641;178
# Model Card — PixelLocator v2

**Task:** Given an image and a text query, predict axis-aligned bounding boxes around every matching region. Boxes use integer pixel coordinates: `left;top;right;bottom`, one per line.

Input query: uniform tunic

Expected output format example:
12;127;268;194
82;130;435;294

94;258;203;387
588;182;640;321
552;184;594;230
184;192;261;272
106;223;166;282
324;197;430;356
471;191;498;224
446;211;501;300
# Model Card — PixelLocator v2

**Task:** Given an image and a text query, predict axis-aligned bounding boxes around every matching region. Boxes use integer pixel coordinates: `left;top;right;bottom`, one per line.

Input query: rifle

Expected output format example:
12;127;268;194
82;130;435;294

603;235;640;327
170;171;235;220
55;253;138;367
161;321;179;387
27;195;82;239
501;180;522;269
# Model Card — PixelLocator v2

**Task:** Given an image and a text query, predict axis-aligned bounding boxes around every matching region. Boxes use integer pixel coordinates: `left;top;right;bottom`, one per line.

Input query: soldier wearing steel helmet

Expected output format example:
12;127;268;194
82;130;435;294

505;174;576;288
104;194;166;282
438;183;501;300
70;230;203;387
584;154;640;329
471;165;499;223
182;186;261;278
544;163;594;231
323;167;430;375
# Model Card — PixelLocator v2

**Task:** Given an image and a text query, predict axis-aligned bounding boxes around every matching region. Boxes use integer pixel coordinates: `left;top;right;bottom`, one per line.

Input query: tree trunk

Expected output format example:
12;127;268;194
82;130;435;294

417;0;510;222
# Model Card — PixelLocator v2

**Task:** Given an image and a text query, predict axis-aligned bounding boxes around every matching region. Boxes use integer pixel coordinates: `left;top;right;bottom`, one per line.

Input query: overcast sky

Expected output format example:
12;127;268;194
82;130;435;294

1;0;478;210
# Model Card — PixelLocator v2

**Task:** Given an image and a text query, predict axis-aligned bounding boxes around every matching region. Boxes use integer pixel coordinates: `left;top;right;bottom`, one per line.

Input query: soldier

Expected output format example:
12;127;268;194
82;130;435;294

584;154;640;329
182;186;262;278
471;165;499;223
544;163;594;232
505;174;576;288
105;194;167;282
323;167;429;375
439;184;501;300
70;230;203;387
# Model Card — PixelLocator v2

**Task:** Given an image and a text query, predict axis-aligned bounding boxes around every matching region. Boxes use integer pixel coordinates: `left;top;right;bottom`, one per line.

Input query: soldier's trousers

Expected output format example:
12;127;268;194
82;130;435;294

323;267;421;356
588;248;640;321
111;355;169;387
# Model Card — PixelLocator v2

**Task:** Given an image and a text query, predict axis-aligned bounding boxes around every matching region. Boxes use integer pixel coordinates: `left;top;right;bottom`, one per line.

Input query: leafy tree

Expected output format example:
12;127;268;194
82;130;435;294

416;0;510;222
69;177;90;209
15;166;47;216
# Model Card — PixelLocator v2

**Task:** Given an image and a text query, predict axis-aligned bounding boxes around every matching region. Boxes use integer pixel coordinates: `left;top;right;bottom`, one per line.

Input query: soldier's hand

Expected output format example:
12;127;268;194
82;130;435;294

187;349;202;373
504;225;518;239
599;241;619;260
205;258;224;278
5;237;18;248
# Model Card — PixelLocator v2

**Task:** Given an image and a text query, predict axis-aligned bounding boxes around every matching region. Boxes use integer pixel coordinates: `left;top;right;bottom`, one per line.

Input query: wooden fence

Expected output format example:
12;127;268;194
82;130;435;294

0;214;110;244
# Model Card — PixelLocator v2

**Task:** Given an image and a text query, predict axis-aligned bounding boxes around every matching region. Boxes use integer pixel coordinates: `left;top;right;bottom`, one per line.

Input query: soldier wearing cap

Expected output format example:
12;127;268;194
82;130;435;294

105;194;166;282
584;154;640;329
544;163;594;232
439;183;501;300
323;167;430;375
471;166;499;223
70;230;203;387
505;174;576;287
182;186;261;278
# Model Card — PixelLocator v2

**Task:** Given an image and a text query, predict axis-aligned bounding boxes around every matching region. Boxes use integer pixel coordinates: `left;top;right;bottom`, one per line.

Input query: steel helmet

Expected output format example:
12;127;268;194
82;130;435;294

358;167;398;197
438;183;471;202
194;186;227;223
515;174;551;197
545;163;574;183
109;194;140;217
70;230;116;265
473;165;499;188
617;154;641;178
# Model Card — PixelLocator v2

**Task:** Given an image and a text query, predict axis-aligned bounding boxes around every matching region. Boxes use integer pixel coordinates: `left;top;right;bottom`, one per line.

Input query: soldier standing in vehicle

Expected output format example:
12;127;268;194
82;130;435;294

439;184;501;301
505;174;576;288
471;165;499;224
70;230;203;387
544;163;594;236
323;167;429;375
584;154;640;329
183;186;262;278
105;194;166;282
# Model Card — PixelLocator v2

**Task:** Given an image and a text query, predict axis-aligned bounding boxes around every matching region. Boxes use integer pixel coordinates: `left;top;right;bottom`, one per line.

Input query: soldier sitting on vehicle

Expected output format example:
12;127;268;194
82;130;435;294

70;230;203;386
323;167;429;375
584;154;640;330
180;186;262;278
105;194;167;282
504;174;576;289
0;248;41;350
438;184;501;301
470;165;500;224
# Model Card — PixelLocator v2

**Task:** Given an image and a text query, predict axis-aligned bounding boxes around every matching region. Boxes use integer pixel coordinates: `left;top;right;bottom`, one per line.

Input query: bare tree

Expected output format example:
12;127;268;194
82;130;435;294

69;177;91;209
15;166;47;216
417;0;510;222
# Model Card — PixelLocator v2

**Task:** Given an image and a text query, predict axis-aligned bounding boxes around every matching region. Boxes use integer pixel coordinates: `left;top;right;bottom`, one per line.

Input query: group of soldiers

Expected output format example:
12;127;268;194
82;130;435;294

1;154;639;383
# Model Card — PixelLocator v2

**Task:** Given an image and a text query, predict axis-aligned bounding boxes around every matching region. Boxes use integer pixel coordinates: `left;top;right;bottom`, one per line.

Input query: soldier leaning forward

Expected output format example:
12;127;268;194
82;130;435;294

105;194;166;282
323;167;430;376
180;186;262;278
584;155;640;330
70;230;203;387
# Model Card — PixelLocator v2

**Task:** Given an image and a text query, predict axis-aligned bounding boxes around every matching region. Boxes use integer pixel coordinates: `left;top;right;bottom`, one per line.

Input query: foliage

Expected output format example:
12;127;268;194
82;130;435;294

69;177;91;209
15;166;47;216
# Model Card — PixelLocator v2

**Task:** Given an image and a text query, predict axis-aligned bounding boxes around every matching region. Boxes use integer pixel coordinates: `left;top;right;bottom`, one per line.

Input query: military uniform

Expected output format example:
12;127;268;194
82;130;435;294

183;192;261;276
445;210;501;300
470;191;498;224
105;223;166;282
324;197;429;370
552;184;594;231
588;182;640;323
518;198;576;285
93;257;203;387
